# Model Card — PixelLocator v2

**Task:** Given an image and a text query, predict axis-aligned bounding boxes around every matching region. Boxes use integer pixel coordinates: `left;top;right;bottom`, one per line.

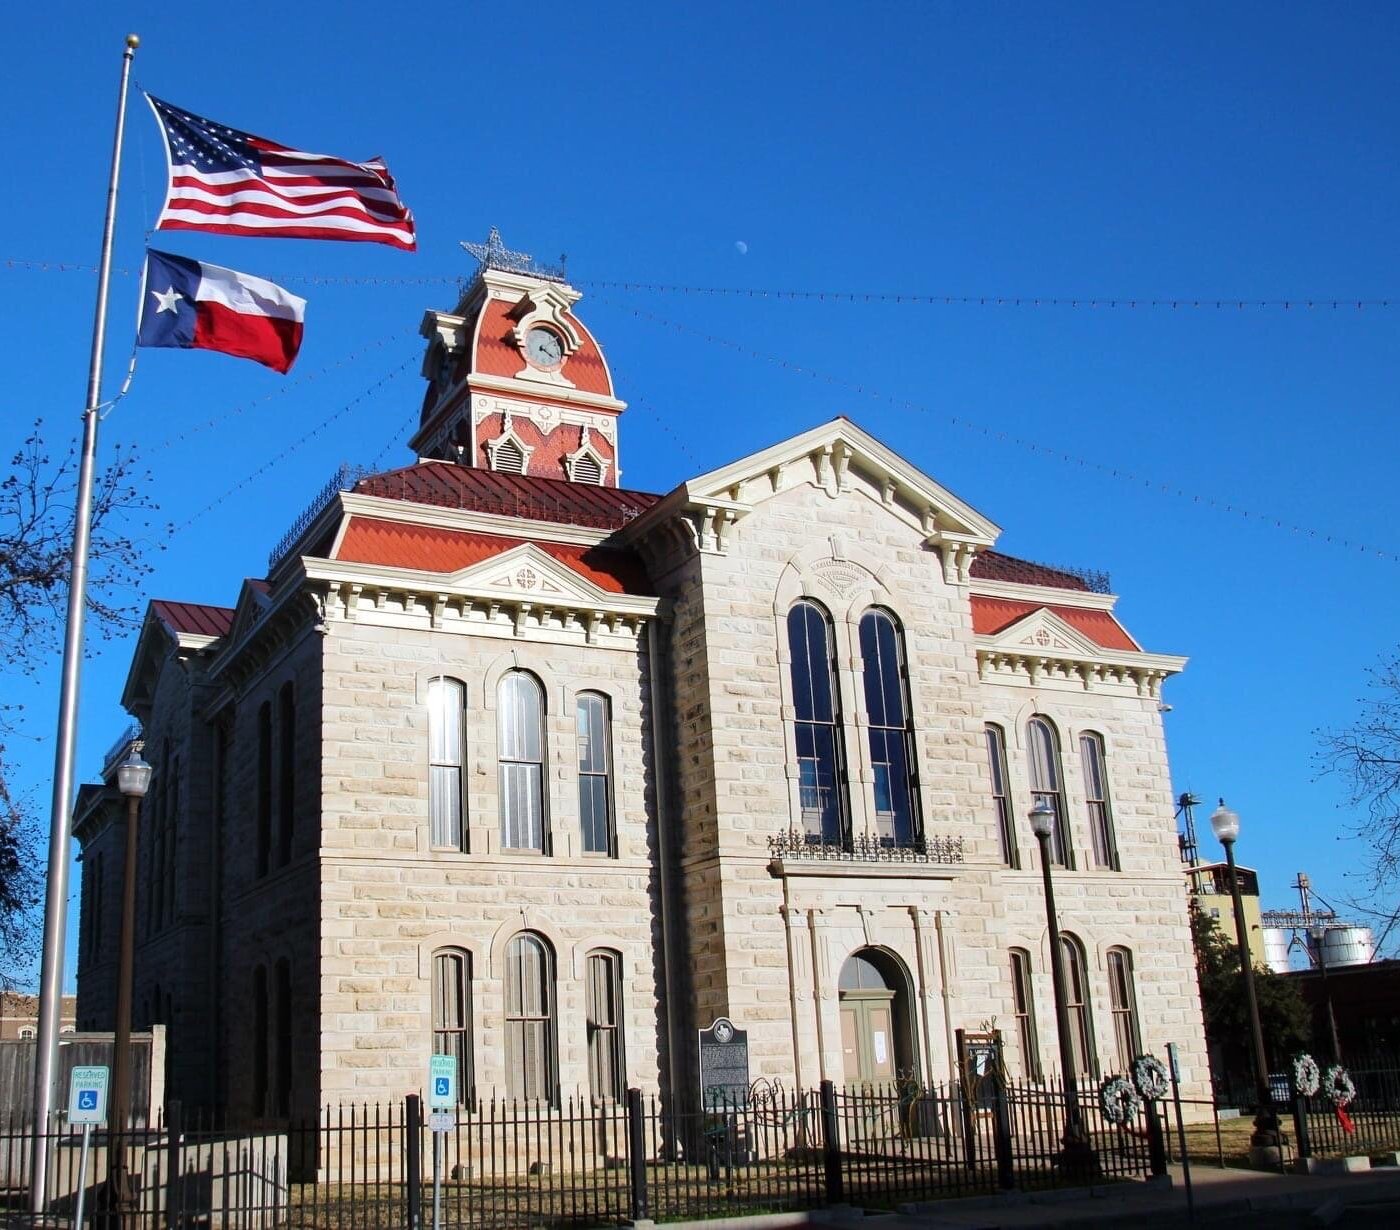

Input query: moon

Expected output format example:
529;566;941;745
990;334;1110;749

734;240;748;255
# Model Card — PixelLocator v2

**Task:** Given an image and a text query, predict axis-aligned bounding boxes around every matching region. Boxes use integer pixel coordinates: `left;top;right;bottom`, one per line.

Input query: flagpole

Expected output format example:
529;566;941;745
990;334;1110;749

29;32;140;1215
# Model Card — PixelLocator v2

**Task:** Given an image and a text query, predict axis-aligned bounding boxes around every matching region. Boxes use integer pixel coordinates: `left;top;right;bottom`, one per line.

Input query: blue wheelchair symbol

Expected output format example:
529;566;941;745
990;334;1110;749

434;1077;450;1097
77;1090;98;1110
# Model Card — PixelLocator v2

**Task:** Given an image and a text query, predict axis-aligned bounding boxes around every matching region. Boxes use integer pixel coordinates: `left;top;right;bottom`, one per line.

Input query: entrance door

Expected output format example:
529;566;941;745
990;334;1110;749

837;951;904;1086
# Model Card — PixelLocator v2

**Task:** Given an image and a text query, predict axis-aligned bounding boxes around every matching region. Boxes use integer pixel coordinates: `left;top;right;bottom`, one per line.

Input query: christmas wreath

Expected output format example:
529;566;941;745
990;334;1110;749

1323;1065;1356;1109
1292;1054;1321;1098
1131;1054;1171;1101
1099;1075;1142;1125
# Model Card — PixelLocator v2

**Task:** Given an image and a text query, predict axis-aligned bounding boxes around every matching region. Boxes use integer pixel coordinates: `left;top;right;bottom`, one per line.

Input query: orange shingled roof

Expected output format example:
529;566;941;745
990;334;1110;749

970;595;1140;652
335;517;652;595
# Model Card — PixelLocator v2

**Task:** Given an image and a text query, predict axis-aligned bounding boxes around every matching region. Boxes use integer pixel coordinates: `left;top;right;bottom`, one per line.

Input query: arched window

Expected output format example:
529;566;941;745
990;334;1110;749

1027;717;1072;868
432;948;473;1104
787;600;849;846
256;703;272;878
499;672;547;852
1060;935;1097;1079
274;958;292;1116
859;610;921;848
585;949;625;1101
1009;948;1040;1079
504;932;556;1102
278;683;295;867
428;678;467;850
1079;733;1119;870
1107;947;1141;1071
252;965;268;1117
18;1027;34;1040
984;724;1019;867
576;693;614;855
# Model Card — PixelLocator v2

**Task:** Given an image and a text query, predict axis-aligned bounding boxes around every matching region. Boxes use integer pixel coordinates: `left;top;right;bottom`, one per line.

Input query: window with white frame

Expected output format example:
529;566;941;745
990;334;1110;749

1079;732;1119;870
1107;947;1141;1071
1027;716;1072;868
499;672;547;852
1060;934;1097;1078
428;677;467;849
576;693;613;855
585;949;625;1101
432;948;473;1104
504;932;556;1102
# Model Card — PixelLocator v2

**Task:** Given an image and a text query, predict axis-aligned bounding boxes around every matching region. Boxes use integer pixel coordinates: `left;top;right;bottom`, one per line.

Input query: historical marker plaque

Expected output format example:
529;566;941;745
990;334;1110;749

698;1017;750;1111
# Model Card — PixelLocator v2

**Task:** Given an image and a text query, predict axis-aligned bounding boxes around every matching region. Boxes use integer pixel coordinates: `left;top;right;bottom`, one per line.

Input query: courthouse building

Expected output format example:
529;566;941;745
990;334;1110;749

73;236;1211;1120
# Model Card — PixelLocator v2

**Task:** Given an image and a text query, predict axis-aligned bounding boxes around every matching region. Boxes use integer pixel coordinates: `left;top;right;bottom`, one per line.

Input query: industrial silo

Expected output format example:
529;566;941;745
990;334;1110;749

1319;925;1375;968
1262;928;1294;974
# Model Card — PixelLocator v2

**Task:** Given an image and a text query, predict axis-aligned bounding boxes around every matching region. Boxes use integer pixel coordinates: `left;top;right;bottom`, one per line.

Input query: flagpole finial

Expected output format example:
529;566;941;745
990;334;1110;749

125;33;140;48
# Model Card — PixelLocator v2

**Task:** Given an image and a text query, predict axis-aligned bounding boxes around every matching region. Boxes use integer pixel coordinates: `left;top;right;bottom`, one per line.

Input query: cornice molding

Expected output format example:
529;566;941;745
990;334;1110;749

969;578;1119;611
975;637;1187;696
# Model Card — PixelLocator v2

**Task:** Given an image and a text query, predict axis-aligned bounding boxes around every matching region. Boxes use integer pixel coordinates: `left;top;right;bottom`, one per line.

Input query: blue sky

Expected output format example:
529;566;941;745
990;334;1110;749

3;2;1399;988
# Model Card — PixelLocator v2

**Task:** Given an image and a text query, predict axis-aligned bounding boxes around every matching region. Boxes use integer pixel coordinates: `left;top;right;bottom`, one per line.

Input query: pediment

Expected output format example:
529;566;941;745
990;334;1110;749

985;607;1102;657
225;581;272;649
448;542;620;605
119;606;176;719
681;417;1001;543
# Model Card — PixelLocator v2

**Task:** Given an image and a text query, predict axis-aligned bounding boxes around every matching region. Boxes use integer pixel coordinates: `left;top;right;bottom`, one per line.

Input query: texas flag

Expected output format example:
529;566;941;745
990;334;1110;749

137;249;306;372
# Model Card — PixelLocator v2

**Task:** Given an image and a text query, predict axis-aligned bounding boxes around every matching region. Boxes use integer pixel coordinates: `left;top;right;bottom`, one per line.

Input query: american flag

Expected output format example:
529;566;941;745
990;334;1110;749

146;95;416;251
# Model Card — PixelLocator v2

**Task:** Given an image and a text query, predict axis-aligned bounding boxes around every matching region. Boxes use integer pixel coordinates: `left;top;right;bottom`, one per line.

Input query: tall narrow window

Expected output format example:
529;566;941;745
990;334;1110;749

1009;948;1040;1079
787;600;849;846
1079;733;1119;870
274;958;292;1116
499;672;547;852
252;965;268;1117
428;678;466;849
1060;935;1097;1079
586;950;625;1101
859;610;921;847
278;683;295;867
165;760;179;927
577;693;613;855
504;932;556;1102
984;724;1019;868
1027;717;1072;868
1107;947;1141;1072
256;703;272;877
432;948;473;1104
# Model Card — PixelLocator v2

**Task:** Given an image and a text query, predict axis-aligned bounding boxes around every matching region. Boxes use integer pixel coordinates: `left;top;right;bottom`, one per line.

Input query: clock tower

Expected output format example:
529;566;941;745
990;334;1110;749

412;228;626;486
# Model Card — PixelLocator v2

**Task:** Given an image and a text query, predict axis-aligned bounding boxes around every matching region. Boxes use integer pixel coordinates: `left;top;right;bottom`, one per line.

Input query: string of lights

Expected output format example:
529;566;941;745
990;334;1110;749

6;256;1396;311
596;296;1400;564
148;331;415;453
174;354;417;533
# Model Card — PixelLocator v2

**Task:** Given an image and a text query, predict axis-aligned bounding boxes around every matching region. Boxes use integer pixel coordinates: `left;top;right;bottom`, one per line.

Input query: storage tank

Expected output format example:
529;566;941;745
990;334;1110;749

1262;927;1294;974
1320;925;1375;968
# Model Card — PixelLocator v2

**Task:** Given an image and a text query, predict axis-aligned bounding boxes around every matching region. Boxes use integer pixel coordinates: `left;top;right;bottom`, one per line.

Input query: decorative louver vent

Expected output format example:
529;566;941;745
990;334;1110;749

493;437;527;475
571;452;603;484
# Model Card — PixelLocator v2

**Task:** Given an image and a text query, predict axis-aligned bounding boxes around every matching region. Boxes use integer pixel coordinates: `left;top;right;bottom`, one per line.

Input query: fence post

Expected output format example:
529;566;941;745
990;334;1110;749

405;1094;422;1230
818;1080;843;1204
993;1078;1014;1190
1145;1100;1167;1178
625;1088;649;1221
162;1099;182;1230
1291;1088;1311;1165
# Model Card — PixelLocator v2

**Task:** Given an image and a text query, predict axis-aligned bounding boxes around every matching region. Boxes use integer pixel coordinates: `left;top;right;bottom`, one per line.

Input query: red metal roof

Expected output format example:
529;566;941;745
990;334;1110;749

970;596;1140;652
151;599;235;639
336;517;653;595
353;462;660;530
970;550;1092;591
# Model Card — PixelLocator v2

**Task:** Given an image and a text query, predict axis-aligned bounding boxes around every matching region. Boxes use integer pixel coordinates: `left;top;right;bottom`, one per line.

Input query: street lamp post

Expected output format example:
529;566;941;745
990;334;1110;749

104;747;151;1228
1028;797;1097;1177
1209;800;1284;1167
1308;923;1343;1064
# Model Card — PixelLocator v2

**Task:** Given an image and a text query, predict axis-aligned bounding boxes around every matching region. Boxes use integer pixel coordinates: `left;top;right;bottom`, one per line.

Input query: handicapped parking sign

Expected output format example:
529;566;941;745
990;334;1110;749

68;1066;109;1125
428;1055;456;1109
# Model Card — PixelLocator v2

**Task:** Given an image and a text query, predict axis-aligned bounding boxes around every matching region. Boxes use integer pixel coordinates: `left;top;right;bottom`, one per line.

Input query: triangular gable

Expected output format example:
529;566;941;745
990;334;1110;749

119;604;177;718
679;417;1001;542
224;579;273;649
446;541;623;606
984;607;1103;657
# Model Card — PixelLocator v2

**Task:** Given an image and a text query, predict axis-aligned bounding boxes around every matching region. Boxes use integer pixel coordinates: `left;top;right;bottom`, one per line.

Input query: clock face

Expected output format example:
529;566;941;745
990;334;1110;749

525;327;564;368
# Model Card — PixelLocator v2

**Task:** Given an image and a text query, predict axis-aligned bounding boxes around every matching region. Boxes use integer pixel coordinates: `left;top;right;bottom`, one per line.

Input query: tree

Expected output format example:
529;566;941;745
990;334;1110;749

1192;907;1311;1095
0;421;160;989
1318;652;1400;916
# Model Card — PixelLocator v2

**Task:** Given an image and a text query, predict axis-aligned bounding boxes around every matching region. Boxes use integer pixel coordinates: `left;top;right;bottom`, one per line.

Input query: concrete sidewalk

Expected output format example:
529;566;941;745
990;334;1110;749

861;1162;1400;1228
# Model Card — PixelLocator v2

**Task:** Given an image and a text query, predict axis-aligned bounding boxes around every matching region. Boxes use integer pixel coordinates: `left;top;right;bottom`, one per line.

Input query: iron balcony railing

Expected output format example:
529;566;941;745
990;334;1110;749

768;830;966;864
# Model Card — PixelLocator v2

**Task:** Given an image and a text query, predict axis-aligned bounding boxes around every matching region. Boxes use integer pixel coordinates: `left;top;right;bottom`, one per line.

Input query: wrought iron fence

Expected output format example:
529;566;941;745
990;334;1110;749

1292;1061;1400;1162
2;1077;1162;1228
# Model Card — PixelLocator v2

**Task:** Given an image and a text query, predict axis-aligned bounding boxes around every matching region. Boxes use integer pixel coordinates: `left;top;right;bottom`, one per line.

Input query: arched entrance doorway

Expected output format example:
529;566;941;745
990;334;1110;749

837;948;916;1086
